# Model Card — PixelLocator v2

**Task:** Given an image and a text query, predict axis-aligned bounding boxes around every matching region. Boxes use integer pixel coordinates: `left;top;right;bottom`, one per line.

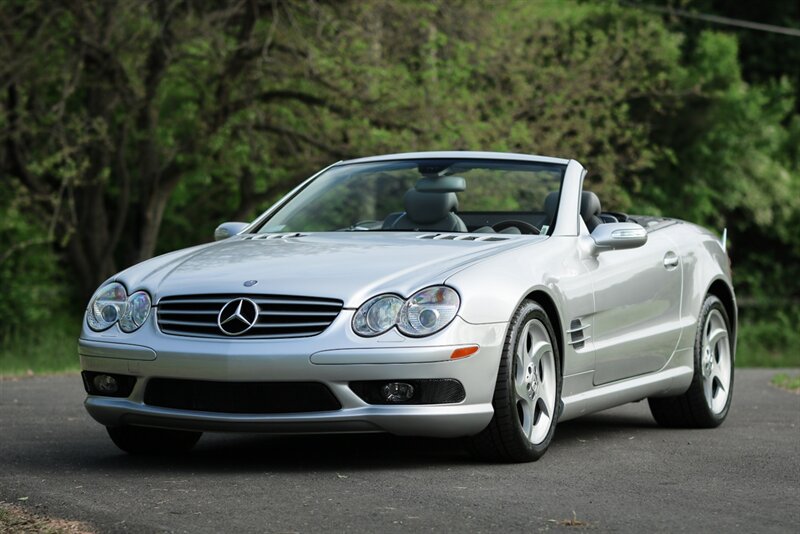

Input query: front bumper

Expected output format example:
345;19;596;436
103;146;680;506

79;313;506;438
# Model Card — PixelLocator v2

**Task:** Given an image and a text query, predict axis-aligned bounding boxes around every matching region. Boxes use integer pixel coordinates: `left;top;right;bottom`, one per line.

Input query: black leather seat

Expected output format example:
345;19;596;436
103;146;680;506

543;190;605;232
544;191;559;226
385;189;467;232
580;191;603;232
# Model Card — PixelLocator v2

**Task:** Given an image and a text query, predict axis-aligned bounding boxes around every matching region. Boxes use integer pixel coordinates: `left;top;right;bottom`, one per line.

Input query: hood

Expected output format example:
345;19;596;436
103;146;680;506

114;232;543;307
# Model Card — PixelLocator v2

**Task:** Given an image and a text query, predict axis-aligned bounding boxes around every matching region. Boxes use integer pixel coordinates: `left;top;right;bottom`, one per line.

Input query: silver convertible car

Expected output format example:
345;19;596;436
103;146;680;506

79;151;736;462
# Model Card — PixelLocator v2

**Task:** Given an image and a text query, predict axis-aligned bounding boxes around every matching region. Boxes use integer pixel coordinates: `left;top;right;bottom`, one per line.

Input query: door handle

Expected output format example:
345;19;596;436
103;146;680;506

663;252;679;270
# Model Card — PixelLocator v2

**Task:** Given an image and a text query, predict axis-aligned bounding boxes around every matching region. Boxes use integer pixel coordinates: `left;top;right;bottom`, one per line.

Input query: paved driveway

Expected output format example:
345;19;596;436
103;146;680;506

1;369;798;532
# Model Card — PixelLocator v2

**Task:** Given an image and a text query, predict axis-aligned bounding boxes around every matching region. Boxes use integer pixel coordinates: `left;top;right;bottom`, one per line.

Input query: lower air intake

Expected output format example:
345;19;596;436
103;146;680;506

144;379;342;414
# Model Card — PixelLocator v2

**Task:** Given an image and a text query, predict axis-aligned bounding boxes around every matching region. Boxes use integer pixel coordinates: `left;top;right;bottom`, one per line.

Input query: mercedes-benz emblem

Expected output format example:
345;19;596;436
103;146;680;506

217;298;260;336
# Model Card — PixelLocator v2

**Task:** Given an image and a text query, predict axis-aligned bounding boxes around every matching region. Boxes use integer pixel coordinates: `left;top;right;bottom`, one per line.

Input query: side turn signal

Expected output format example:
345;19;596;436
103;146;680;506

450;345;479;360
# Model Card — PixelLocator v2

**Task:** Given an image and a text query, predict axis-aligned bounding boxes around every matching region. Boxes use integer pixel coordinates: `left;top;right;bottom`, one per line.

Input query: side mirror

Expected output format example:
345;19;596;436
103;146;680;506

214;221;249;241
590;222;647;253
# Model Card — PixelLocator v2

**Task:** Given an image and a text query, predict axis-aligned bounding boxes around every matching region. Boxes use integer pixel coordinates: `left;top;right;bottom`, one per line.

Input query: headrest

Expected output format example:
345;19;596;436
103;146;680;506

544;191;560;221
403;189;459;224
580;191;602;220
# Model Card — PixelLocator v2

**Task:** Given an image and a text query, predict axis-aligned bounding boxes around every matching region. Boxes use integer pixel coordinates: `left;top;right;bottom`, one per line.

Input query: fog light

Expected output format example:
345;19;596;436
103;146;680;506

93;374;119;394
381;382;415;403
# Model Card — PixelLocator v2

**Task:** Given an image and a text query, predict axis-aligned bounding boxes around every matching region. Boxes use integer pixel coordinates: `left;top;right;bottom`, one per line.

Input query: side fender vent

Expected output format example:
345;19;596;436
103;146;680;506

567;319;591;350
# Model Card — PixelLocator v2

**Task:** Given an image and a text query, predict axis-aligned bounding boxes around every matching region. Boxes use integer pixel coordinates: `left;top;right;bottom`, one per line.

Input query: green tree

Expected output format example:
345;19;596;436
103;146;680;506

2;0;797;318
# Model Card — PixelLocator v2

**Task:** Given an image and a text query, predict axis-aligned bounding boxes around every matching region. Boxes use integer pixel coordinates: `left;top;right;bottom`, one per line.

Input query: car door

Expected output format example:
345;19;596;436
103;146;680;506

588;228;683;385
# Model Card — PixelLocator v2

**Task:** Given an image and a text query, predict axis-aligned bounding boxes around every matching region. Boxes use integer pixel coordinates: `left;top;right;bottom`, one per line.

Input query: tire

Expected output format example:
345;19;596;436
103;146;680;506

468;300;562;462
107;425;202;455
648;294;734;428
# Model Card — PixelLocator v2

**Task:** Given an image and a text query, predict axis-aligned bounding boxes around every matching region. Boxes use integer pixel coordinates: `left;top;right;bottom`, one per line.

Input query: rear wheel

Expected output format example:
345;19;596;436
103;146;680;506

468;300;561;462
107;425;202;455
648;294;734;427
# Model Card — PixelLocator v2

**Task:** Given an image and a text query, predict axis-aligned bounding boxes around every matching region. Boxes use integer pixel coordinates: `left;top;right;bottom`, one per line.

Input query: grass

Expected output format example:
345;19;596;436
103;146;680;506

0;310;797;376
771;373;800;393
0;502;93;533
0;314;81;377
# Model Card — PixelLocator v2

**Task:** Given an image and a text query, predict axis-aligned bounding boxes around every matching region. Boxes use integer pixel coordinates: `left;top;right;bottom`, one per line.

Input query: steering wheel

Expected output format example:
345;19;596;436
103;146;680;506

491;220;540;235
343;220;382;231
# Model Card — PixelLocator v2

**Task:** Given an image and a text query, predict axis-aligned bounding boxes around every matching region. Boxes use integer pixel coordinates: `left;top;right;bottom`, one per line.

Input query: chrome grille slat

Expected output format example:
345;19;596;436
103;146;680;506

251;321;331;329
259;310;338;317
159;319;219;327
159;298;234;304
157;294;343;339
157;309;218;315
158;329;317;340
251;299;341;307
160;297;339;307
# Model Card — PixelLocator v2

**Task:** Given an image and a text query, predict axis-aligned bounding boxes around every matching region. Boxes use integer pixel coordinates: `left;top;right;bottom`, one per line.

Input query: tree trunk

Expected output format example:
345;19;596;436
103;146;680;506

137;177;180;262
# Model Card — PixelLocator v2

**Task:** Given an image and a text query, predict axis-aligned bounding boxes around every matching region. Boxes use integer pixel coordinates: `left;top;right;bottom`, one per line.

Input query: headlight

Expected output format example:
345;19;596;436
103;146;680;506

119;291;152;332
352;286;460;338
87;283;128;331
398;286;460;337
352;295;404;336
87;283;151;333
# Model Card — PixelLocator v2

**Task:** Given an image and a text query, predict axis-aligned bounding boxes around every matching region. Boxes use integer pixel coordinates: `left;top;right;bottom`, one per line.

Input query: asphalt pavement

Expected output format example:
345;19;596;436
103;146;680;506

1;369;798;533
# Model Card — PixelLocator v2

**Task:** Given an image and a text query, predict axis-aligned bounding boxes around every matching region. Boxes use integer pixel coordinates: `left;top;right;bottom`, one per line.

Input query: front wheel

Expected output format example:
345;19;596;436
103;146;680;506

468;300;562;462
107;425;202;455
648;294;734;427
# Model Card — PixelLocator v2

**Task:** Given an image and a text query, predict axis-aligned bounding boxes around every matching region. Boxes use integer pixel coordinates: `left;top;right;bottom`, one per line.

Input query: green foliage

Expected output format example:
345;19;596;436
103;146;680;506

1;0;798;371
0;181;69;338
0;313;80;376
737;307;800;368
632;29;800;300
771;373;800;392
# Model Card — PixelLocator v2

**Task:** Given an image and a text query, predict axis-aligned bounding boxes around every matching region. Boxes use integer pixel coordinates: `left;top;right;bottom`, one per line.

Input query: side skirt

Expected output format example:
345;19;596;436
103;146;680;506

559;365;693;422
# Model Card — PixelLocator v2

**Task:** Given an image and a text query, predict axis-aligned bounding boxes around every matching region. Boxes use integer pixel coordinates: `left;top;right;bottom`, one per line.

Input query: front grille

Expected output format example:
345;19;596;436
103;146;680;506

144;379;342;414
156;294;343;339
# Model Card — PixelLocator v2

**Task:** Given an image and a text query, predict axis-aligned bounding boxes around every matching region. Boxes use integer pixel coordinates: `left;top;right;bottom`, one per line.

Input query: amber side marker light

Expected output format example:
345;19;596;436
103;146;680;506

450;345;479;360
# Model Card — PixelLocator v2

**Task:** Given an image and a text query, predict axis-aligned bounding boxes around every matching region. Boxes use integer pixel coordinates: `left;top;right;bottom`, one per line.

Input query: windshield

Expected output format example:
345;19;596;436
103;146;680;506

256;158;565;235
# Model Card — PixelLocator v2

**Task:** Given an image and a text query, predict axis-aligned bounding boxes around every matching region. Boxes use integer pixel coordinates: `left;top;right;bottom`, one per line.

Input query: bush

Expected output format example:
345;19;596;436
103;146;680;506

736;306;800;367
0;181;73;345
0;313;81;375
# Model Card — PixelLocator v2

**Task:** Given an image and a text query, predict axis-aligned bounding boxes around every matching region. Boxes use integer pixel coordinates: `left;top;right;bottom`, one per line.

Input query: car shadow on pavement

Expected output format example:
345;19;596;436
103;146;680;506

91;432;474;472
553;410;660;447
73;409;661;473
